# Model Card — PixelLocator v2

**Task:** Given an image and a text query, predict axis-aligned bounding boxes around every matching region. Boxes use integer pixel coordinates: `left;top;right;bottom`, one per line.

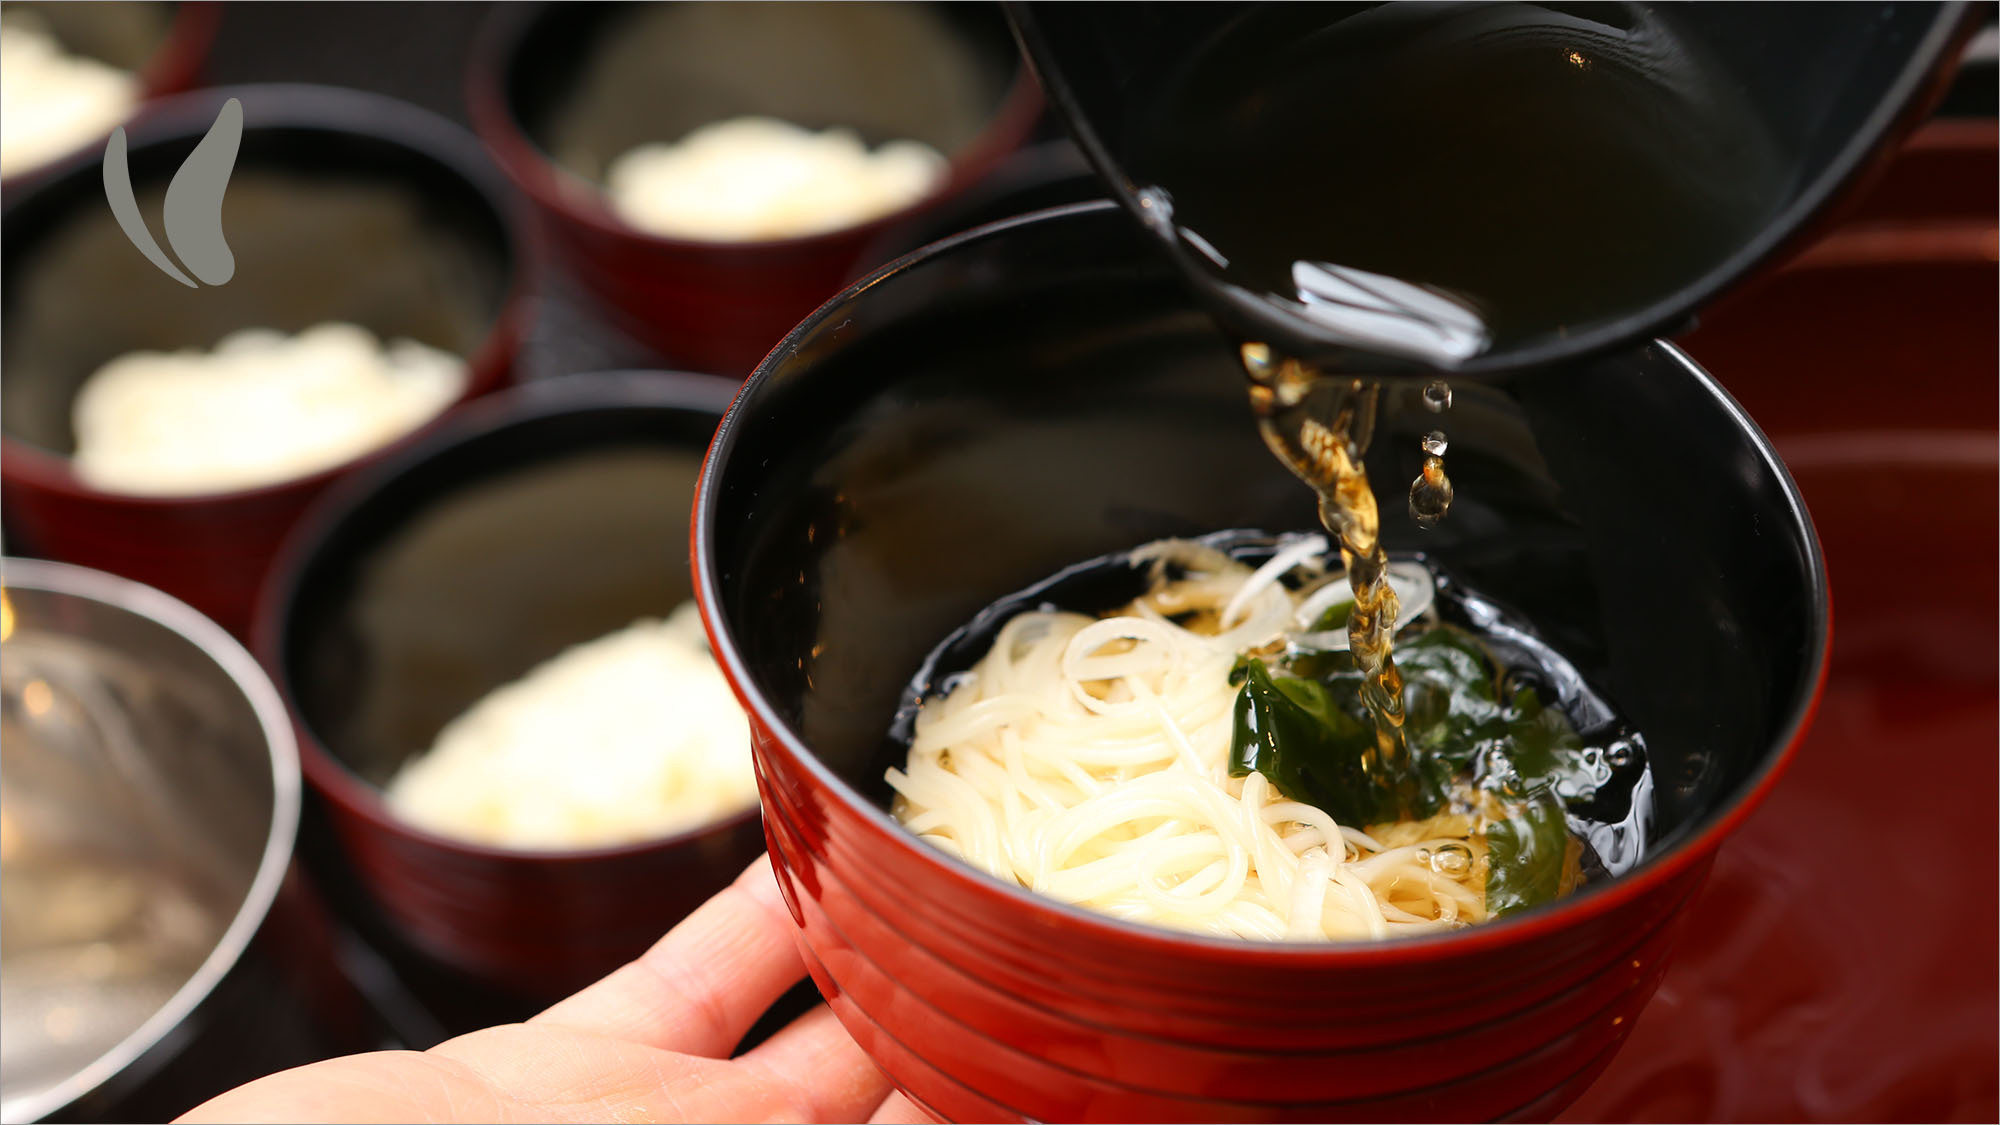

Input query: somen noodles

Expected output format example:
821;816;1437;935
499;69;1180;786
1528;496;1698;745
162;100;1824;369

887;533;1648;941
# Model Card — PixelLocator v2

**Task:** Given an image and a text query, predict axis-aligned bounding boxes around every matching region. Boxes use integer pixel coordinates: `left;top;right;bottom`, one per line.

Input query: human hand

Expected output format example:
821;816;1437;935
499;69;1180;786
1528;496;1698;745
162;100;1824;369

177;856;926;1124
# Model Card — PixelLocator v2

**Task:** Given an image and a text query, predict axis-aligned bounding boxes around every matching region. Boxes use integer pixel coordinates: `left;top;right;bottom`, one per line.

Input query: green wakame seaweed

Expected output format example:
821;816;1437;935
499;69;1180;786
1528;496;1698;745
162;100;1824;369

1228;623;1594;916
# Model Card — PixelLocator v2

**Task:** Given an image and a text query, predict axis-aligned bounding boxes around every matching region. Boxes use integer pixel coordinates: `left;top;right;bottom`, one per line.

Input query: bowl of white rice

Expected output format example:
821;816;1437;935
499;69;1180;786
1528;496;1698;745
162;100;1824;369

0;0;220;186
467;0;1042;375
0;84;527;637
257;371;764;998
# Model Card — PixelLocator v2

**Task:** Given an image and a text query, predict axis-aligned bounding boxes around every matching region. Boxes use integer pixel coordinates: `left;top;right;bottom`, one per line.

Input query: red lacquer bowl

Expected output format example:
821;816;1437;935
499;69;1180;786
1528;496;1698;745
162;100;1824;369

692;202;1831;1123
258;372;765;999
0;0;221;191
138;1;221;100
467;1;1043;377
0;85;528;638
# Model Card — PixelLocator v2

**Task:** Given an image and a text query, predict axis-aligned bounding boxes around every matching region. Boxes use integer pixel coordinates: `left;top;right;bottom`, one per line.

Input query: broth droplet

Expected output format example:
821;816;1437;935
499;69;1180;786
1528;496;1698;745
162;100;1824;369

1241;342;1275;381
1408;455;1452;528
1607;741;1636;768
1421;430;1449;456
1422;380;1452;412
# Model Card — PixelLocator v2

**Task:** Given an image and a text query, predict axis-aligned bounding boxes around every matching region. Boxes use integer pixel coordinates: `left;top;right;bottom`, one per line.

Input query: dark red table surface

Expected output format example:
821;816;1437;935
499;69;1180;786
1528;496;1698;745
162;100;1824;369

1562;119;1999;1124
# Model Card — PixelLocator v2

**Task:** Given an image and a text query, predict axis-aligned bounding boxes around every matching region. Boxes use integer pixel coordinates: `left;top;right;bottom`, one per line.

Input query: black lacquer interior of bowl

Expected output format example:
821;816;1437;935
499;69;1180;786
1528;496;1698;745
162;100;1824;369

0;90;511;457
704;203;1822;857
498;1;1022;184
1008;2;1969;375
278;379;732;788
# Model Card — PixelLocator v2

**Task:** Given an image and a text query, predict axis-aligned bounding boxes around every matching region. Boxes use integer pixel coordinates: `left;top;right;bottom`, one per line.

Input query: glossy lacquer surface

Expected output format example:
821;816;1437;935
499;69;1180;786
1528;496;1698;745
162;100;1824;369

1564;121;1999;1122
1009;2;1972;375
695;203;1827;1122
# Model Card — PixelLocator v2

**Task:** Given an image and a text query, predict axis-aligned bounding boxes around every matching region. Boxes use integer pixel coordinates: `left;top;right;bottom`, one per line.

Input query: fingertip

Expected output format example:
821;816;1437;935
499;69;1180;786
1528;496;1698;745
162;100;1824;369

731;851;790;916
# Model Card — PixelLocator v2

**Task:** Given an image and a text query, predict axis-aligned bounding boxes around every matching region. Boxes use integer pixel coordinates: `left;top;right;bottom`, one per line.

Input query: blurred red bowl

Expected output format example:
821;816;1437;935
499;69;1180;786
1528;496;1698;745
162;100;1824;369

0;84;527;637
692;203;1830;1122
139;0;220;99
468;0;1042;376
0;0;221;190
258;371;765;999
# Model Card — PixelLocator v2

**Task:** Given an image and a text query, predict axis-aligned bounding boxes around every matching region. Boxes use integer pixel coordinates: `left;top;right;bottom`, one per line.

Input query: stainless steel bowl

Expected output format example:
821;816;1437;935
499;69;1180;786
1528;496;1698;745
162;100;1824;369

0;559;299;1123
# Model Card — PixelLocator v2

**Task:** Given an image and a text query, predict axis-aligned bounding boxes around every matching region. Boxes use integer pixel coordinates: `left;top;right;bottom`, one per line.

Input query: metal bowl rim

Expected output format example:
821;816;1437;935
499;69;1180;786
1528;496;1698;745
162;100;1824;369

0;558;300;1124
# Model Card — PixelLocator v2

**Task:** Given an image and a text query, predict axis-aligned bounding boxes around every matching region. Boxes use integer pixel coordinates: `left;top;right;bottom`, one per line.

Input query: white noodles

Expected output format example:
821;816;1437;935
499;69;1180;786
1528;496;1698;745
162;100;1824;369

888;544;1490;940
1219;532;1327;630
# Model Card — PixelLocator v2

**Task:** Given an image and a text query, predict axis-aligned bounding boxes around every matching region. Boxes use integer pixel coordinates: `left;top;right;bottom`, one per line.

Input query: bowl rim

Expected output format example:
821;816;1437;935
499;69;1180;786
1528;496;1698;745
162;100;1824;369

1005;1;1978;378
0;556;301;1123
691;199;1835;965
464;0;1046;254
0;81;531;508
254;369;767;865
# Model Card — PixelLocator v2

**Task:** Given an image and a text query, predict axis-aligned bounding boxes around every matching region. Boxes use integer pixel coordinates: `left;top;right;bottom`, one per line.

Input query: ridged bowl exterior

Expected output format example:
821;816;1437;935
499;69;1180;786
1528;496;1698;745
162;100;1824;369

695;203;1829;1122
758;744;1721;1122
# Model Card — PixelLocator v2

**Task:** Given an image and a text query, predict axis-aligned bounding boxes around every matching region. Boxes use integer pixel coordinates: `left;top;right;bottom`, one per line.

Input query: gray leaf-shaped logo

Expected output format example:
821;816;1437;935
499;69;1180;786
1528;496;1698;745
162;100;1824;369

104;97;241;288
